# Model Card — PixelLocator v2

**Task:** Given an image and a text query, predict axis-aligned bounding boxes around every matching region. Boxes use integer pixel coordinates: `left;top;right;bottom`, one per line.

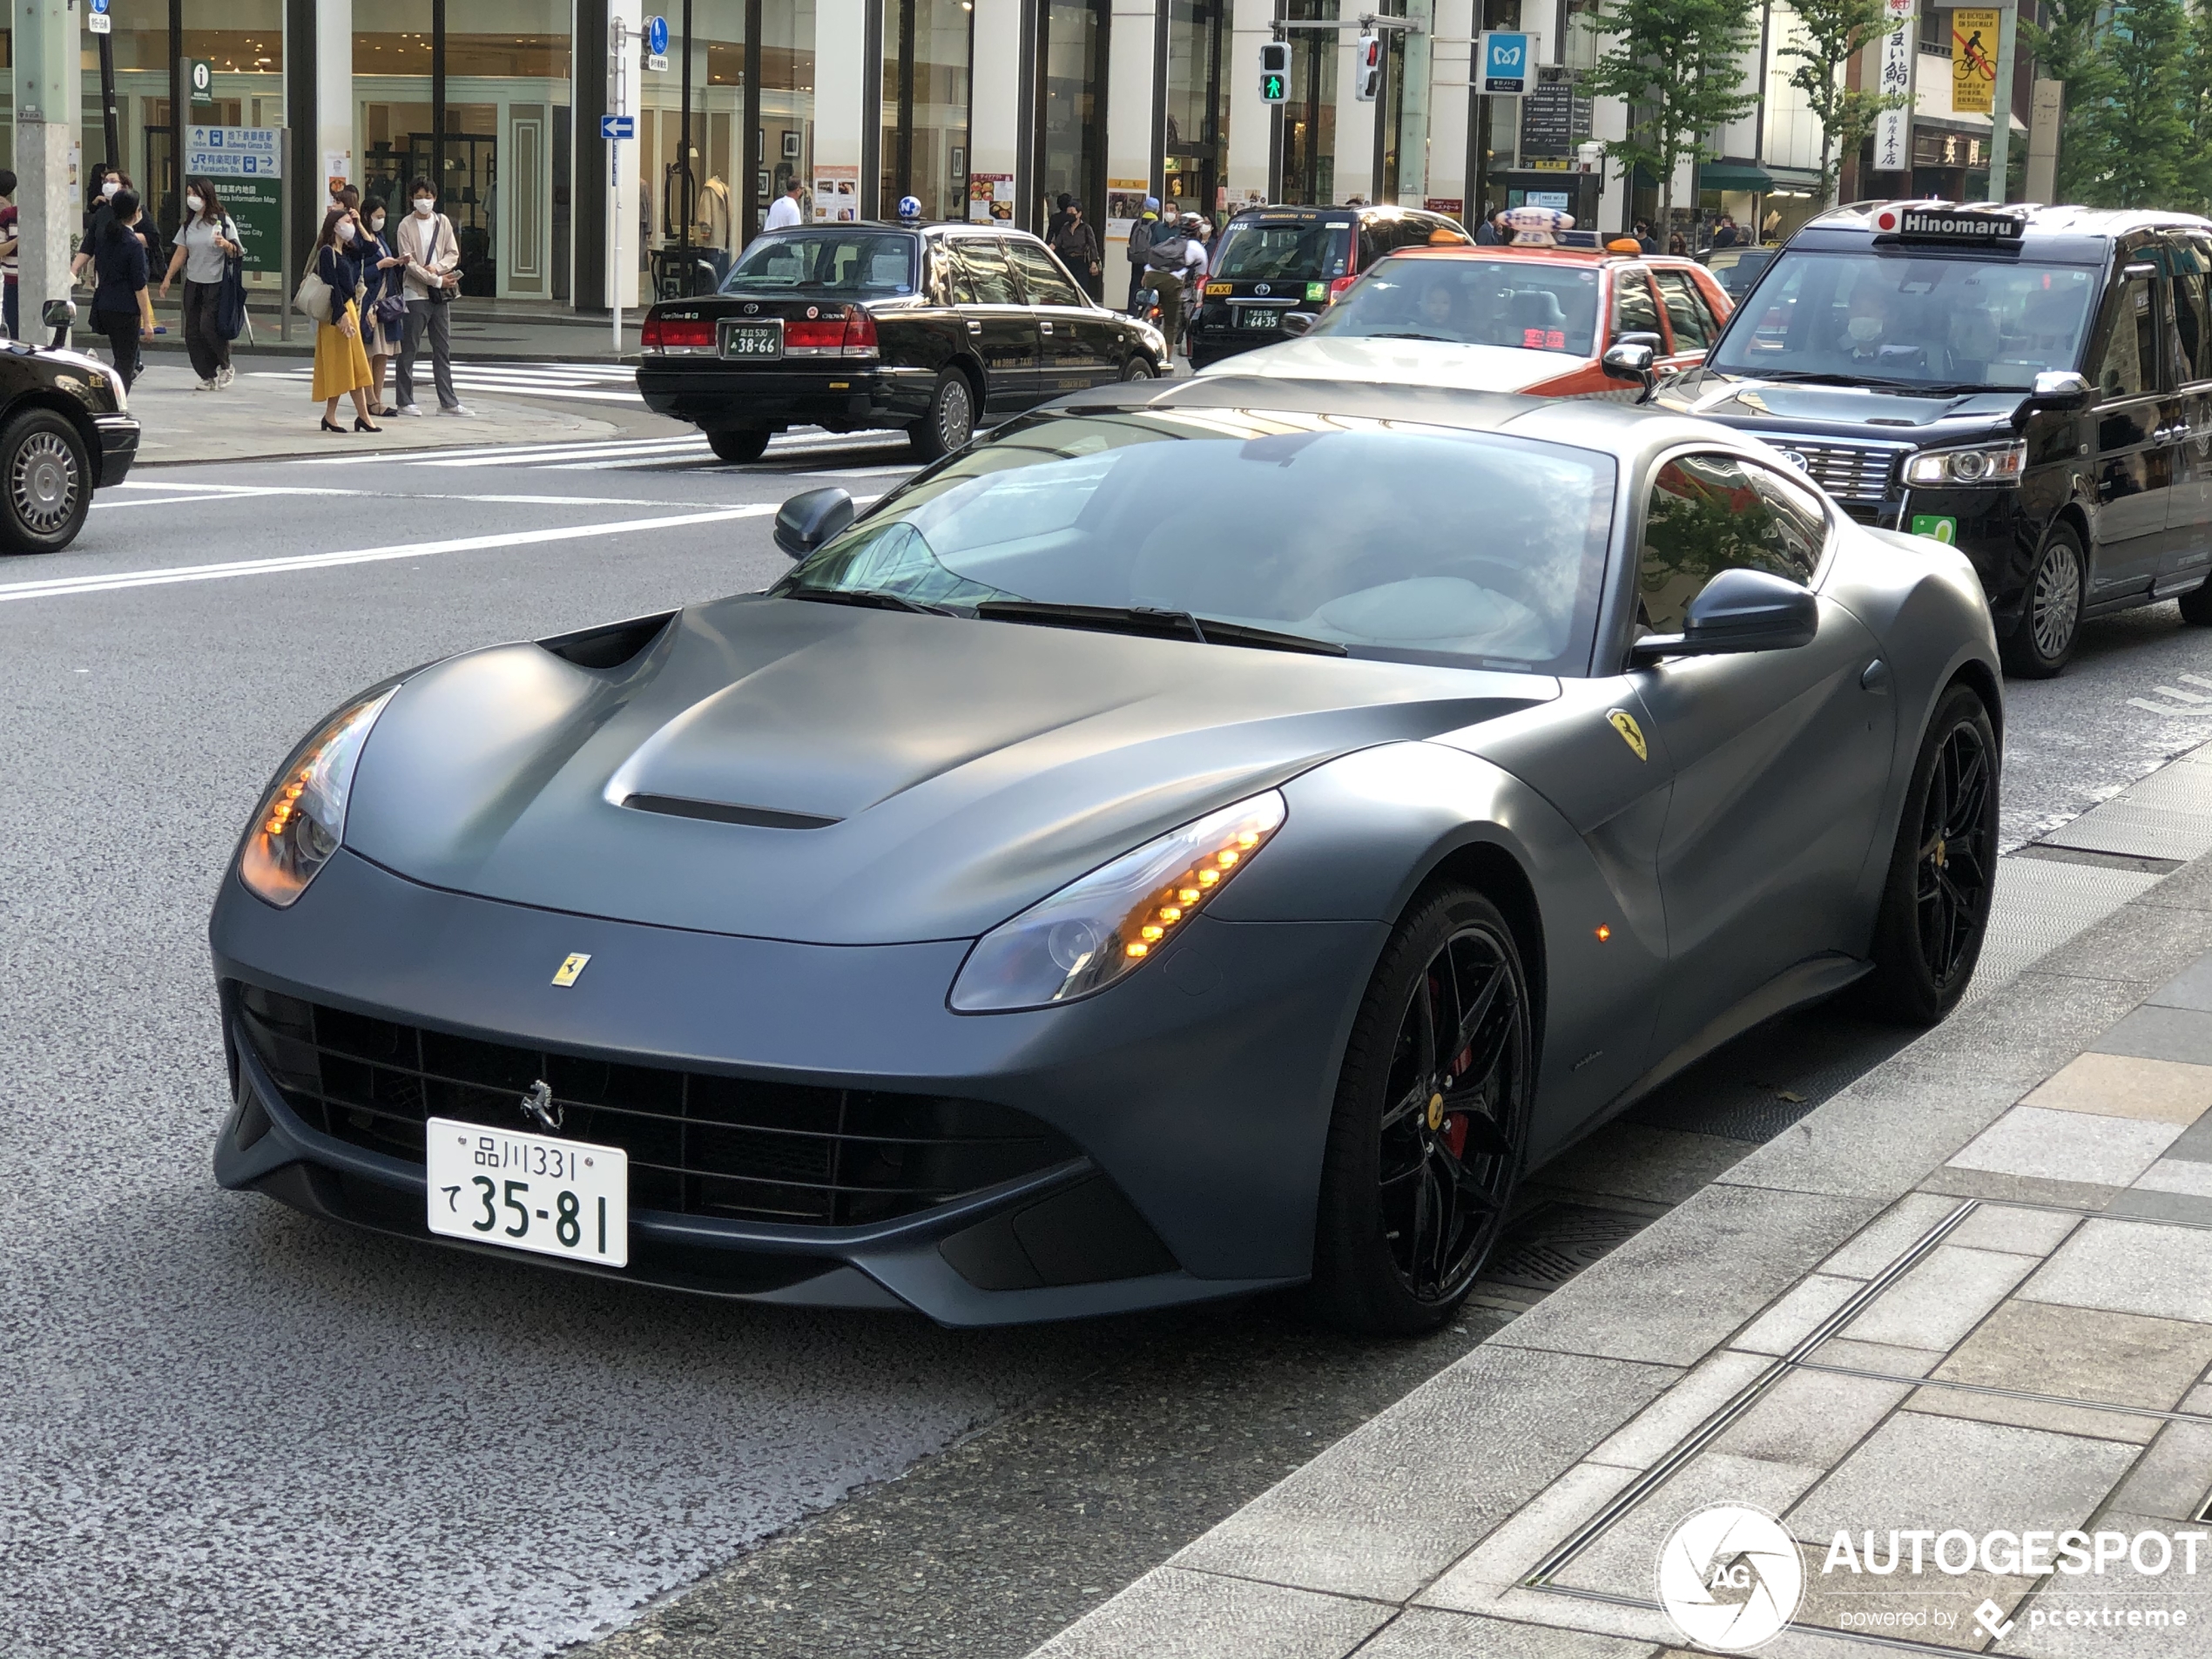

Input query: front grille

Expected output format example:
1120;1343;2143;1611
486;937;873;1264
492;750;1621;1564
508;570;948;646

231;983;1077;1228
1747;435;1902;502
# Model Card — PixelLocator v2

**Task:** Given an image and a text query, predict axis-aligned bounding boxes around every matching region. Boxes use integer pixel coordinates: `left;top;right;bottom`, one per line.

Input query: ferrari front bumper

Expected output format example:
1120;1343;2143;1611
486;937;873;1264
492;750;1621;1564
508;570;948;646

209;849;1384;1325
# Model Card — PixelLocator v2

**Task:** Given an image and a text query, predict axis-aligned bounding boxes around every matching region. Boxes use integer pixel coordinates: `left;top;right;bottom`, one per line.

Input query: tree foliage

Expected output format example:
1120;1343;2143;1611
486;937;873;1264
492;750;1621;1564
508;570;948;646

1585;0;1762;224
2024;0;2210;210
1777;0;1909;206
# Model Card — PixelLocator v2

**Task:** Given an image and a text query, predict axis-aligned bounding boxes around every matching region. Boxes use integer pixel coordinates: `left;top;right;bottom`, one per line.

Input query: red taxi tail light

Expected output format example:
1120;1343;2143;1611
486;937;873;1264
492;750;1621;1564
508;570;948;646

784;319;846;350
1327;276;1358;304
642;316;714;352
842;308;880;354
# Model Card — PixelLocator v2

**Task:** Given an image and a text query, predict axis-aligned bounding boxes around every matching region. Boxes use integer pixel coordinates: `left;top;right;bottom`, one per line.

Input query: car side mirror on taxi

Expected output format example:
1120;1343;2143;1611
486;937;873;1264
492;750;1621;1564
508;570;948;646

1629;568;1818;666
1601;340;1658;389
1280;311;1318;337
2015;369;2091;428
773;487;855;558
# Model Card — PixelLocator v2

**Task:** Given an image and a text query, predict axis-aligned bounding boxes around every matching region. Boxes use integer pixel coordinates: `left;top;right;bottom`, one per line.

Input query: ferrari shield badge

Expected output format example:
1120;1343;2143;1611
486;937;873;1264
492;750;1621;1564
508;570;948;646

551;952;592;987
1607;709;1649;763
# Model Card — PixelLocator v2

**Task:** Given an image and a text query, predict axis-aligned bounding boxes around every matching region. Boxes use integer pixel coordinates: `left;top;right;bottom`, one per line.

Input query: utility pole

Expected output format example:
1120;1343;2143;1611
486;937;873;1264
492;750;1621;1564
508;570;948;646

1985;0;2017;199
17;0;84;344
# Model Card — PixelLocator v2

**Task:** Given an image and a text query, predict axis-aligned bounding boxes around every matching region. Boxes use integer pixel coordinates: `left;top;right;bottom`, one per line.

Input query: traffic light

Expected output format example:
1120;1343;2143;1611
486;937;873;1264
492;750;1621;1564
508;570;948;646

1259;41;1290;103
1353;32;1383;101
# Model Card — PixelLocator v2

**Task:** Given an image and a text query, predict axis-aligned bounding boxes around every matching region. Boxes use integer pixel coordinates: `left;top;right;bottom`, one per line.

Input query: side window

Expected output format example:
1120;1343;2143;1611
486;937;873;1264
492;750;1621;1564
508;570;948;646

1653;269;1716;351
2171;266;2212;386
1638;454;1818;634
925;240;959;307
2094;273;2160;398
1005;239;1085;307
1613;269;1662;341
1396;216;1443;252
1744;463;1828;583
950;238;1022;306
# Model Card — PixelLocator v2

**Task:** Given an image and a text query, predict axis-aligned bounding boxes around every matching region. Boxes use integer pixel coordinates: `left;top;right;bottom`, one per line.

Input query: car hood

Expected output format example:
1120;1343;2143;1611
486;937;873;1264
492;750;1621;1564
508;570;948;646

1658;368;2027;436
343;597;1557;944
1200;334;1581;395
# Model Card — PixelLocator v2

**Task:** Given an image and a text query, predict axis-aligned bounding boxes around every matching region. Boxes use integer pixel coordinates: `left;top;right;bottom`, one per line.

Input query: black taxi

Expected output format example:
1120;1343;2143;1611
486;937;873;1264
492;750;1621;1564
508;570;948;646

0;314;138;555
1187;203;1469;371
1655;201;2212;676
637;222;1168;462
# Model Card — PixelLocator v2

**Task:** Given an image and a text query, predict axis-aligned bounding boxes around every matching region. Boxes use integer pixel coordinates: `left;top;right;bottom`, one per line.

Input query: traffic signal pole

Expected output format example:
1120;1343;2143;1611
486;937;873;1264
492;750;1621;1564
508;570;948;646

15;0;82;346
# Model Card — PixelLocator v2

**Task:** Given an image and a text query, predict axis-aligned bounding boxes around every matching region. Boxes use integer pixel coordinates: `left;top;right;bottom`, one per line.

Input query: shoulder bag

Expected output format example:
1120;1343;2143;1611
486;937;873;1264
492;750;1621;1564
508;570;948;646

293;250;333;324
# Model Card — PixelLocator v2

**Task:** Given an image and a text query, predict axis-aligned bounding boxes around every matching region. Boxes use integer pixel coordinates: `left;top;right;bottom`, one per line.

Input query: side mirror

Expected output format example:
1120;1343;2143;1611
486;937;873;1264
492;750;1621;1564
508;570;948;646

1601;341;1657;388
2015;369;2090;427
1613;330;1664;352
40;299;75;328
1279;311;1318;337
772;487;855;558
1630;567;1817;664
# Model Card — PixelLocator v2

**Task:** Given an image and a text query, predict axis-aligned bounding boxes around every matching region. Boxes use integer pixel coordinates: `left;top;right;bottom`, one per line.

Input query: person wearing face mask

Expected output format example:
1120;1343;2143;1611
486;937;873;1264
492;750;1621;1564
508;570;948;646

71;168;123;286
90;187;155;390
158;176;242;389
392;178;472;418
355;197;408;416
310;205;381;434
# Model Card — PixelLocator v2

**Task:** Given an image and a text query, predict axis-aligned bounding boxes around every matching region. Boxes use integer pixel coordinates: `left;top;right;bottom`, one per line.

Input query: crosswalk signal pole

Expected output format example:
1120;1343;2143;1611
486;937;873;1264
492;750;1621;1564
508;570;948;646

610;17;631;355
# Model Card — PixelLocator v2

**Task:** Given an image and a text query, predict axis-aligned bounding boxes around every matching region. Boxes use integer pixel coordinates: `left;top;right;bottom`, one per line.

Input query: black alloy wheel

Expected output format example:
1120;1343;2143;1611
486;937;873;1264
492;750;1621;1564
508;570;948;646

1121;355;1156;381
0;408;90;554
2000;525;2085;678
2180;570;2212;625
1312;885;1531;1334
1864;682;2000;1025
910;370;976;461
705;427;772;464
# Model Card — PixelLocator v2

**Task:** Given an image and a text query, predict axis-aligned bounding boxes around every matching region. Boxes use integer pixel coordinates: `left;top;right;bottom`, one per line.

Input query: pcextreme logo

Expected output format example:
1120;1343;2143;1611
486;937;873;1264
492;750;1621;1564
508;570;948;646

1656;1505;1804;1650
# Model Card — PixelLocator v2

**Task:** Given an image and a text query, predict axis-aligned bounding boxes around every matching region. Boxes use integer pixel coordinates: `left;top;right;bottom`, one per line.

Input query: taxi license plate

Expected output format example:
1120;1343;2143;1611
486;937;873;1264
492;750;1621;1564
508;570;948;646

1237;308;1285;330
723;322;783;358
425;1116;630;1268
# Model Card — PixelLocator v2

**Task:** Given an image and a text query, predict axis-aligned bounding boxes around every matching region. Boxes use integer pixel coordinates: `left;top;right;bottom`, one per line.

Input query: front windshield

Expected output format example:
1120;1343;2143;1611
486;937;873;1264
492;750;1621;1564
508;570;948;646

774;409;1615;674
719;232;918;296
1706;250;2098;390
1213;221;1354;281
1309;254;1601;354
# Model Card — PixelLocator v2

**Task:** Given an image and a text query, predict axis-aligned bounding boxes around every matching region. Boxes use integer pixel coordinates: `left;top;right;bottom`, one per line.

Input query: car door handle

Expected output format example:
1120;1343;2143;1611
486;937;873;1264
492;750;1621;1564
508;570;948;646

1860;658;1892;693
1041;321;1054;334
967;320;981;334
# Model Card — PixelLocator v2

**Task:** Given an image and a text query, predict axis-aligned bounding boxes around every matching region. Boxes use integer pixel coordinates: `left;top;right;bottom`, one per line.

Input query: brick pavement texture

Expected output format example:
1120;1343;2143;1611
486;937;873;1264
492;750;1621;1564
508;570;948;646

1027;754;2212;1659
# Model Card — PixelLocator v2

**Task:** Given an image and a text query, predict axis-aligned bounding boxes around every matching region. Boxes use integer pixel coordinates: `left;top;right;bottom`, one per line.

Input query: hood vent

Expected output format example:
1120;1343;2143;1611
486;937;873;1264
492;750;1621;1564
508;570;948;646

538;610;678;670
623;792;840;830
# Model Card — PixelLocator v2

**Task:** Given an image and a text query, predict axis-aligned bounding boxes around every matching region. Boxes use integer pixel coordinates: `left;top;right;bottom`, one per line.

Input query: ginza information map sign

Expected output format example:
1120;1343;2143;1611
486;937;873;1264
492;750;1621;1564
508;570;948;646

185;126;283;275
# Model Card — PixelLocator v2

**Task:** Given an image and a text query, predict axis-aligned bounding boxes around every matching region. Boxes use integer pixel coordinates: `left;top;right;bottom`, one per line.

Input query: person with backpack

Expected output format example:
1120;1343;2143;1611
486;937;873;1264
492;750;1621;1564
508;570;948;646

1125;197;1160;314
1141;212;1197;363
158;176;242;389
1049;199;1102;299
89;187;154;390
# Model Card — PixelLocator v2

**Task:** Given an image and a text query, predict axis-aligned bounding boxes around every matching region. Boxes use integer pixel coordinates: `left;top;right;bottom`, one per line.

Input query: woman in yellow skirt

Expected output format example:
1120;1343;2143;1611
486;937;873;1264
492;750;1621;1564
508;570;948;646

310;205;381;434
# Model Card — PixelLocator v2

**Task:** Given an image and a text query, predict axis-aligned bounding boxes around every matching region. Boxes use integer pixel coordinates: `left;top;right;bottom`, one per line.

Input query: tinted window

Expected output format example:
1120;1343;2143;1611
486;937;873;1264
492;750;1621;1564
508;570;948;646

721;231;917;295
1308;253;1602;354
1213;219;1355;280
1707;249;2100;389
1006;239;1086;307
951;238;1022;306
778;409;1617;674
1613;270;1662;339
1654;269;1716;350
1639;454;1821;634
2095;274;2160;399
2170;253;2212;384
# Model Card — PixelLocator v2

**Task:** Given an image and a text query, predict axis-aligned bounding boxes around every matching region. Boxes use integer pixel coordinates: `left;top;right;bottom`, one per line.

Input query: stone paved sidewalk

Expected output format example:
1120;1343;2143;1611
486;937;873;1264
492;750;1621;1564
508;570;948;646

1030;755;2212;1658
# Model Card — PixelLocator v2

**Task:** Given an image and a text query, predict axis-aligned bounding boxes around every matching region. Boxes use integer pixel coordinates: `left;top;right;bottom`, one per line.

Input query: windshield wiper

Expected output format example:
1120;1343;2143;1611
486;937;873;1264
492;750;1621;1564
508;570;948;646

1363;330;1456;342
974;600;1348;656
784;587;955;617
1745;369;1988;395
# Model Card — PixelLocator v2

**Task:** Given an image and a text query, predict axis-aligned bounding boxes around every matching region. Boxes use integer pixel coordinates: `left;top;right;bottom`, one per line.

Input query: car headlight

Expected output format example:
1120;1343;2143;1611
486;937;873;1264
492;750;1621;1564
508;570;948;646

1905;440;2026;487
237;688;396;907
950;790;1288;1013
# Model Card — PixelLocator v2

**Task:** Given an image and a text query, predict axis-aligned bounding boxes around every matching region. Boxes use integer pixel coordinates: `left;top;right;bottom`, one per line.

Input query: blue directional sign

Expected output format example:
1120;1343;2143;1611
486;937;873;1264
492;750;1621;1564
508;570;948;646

646;15;669;55
602;114;637;140
90;0;109;14
1479;30;1531;94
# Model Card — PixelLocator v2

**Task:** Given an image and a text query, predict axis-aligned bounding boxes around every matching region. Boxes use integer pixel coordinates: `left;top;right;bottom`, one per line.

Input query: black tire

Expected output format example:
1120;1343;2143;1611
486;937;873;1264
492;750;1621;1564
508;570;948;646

1862;682;2000;1026
705;427;771;464
909;370;976;461
2000;524;2085;678
2181;574;2212;626
0;408;91;555
1121;355;1156;381
1310;884;1532;1335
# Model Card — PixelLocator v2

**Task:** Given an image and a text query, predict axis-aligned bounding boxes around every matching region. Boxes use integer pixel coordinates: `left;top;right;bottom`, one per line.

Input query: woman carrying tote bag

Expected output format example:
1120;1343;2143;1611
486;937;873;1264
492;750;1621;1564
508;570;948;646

308;205;381;434
157;175;242;389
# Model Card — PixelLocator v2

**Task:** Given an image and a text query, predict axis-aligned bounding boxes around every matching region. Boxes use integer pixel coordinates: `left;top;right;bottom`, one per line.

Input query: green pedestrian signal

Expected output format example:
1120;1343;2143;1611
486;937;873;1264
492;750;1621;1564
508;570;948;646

1261;71;1288;100
1259;40;1291;102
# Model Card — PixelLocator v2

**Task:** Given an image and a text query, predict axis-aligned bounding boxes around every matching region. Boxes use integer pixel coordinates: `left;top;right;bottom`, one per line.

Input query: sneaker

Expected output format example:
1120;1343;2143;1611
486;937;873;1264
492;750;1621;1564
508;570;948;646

215;365;234;388
438;402;476;417
194;378;216;391
397;403;424;417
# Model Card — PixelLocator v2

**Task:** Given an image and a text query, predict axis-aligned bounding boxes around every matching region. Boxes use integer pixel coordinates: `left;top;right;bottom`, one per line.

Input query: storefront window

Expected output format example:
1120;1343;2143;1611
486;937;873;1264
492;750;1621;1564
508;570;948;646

1161;0;1221;219
758;0;817;235
879;0;969;221
641;0;745;288
1035;0;1101;230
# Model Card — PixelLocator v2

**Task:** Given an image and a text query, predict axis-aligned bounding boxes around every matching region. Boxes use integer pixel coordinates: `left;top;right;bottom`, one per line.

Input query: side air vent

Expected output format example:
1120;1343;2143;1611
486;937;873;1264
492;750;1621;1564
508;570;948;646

623;793;841;830
537;610;678;670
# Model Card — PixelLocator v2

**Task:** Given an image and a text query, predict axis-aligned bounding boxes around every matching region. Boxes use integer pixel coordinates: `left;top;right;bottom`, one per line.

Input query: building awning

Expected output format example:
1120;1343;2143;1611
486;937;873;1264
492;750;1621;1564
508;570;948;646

1698;161;1775;192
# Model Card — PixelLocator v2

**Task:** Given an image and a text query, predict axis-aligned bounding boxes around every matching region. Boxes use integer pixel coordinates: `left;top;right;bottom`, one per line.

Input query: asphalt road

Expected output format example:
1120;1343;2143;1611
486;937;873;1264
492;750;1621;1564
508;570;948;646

7;428;2212;1659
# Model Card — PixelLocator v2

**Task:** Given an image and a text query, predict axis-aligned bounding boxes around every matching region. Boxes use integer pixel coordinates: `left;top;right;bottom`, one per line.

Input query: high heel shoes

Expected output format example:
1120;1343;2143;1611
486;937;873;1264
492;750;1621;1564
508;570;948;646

320;418;346;434
354;416;382;434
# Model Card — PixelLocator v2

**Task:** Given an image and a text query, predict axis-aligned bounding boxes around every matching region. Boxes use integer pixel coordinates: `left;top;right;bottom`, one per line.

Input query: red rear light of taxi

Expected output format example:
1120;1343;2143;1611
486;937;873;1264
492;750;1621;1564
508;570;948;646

1327;276;1358;304
842;308;880;356
641;316;714;353
783;319;846;351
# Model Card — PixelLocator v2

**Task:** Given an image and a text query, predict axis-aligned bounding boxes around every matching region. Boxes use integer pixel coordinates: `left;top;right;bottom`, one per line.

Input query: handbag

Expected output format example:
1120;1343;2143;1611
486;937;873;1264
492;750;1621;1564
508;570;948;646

293;260;332;324
374;290;408;328
216;244;248;341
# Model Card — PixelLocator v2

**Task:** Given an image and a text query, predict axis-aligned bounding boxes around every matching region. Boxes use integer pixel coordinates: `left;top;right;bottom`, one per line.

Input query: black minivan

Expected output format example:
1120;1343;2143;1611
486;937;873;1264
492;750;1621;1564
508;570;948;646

1653;202;2212;675
1186;204;1468;370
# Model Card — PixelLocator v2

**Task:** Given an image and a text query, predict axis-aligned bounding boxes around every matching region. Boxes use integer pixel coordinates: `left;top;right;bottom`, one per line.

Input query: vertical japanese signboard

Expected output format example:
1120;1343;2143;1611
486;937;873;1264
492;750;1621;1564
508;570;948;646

1872;0;1916;174
1952;9;1999;113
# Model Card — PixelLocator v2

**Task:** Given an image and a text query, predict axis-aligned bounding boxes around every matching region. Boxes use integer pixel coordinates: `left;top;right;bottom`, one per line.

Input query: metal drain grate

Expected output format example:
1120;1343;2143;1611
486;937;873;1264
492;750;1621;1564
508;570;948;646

1482;1202;1651;1291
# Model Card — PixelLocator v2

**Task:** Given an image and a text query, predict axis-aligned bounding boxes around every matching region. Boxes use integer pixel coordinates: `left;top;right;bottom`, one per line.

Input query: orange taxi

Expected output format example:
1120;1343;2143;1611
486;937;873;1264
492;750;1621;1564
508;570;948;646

1201;234;1735;399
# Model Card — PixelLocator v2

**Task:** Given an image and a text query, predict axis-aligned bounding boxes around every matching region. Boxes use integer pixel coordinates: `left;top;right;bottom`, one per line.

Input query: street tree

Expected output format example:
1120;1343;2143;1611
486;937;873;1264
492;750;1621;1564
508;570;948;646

1585;0;1762;227
2021;0;2120;202
2080;0;2194;206
1776;0;1909;206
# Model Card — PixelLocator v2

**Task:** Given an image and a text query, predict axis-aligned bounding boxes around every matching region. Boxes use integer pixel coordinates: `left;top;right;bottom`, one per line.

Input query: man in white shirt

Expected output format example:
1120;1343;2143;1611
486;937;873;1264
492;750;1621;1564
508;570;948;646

392;176;472;417
764;179;807;232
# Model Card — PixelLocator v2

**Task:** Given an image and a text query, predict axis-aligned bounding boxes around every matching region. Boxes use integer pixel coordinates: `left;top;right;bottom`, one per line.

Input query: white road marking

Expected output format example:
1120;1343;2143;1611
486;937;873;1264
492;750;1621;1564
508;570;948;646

2183;673;2212;691
798;464;919;479
0;504;779;604
98;482;726;510
2156;685;2211;704
2130;697;2212;716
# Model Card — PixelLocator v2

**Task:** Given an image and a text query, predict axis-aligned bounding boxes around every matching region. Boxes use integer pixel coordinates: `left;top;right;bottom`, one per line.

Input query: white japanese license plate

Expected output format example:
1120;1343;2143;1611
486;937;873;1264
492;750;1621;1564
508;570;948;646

723;322;783;357
425;1116;630;1268
1237;308;1284;329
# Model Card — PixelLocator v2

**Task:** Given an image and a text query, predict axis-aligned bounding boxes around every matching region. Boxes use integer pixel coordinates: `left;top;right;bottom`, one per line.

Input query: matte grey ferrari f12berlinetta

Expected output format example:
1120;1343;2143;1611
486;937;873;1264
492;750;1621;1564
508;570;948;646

212;376;2001;1332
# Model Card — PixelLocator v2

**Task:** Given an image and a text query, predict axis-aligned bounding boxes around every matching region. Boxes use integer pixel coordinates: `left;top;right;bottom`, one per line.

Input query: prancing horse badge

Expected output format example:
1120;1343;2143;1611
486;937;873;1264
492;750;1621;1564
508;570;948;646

551;952;592;987
1607;709;1649;762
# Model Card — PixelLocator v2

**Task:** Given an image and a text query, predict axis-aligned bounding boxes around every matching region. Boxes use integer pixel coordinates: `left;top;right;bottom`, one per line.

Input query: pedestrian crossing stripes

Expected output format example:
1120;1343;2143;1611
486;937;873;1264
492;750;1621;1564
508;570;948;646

293;427;914;473
250;361;646;404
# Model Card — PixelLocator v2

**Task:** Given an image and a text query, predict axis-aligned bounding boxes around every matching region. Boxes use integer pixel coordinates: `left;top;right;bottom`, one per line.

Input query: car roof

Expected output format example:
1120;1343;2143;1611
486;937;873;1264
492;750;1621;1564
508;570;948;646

779;220;1045;242
1225;204;1440;225
1382;246;1710;275
1793;199;2212;264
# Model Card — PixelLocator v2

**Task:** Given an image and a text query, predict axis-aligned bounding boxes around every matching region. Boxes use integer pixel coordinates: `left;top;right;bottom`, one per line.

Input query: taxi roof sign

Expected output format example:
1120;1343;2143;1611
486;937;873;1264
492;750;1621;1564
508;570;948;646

1873;205;2027;242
